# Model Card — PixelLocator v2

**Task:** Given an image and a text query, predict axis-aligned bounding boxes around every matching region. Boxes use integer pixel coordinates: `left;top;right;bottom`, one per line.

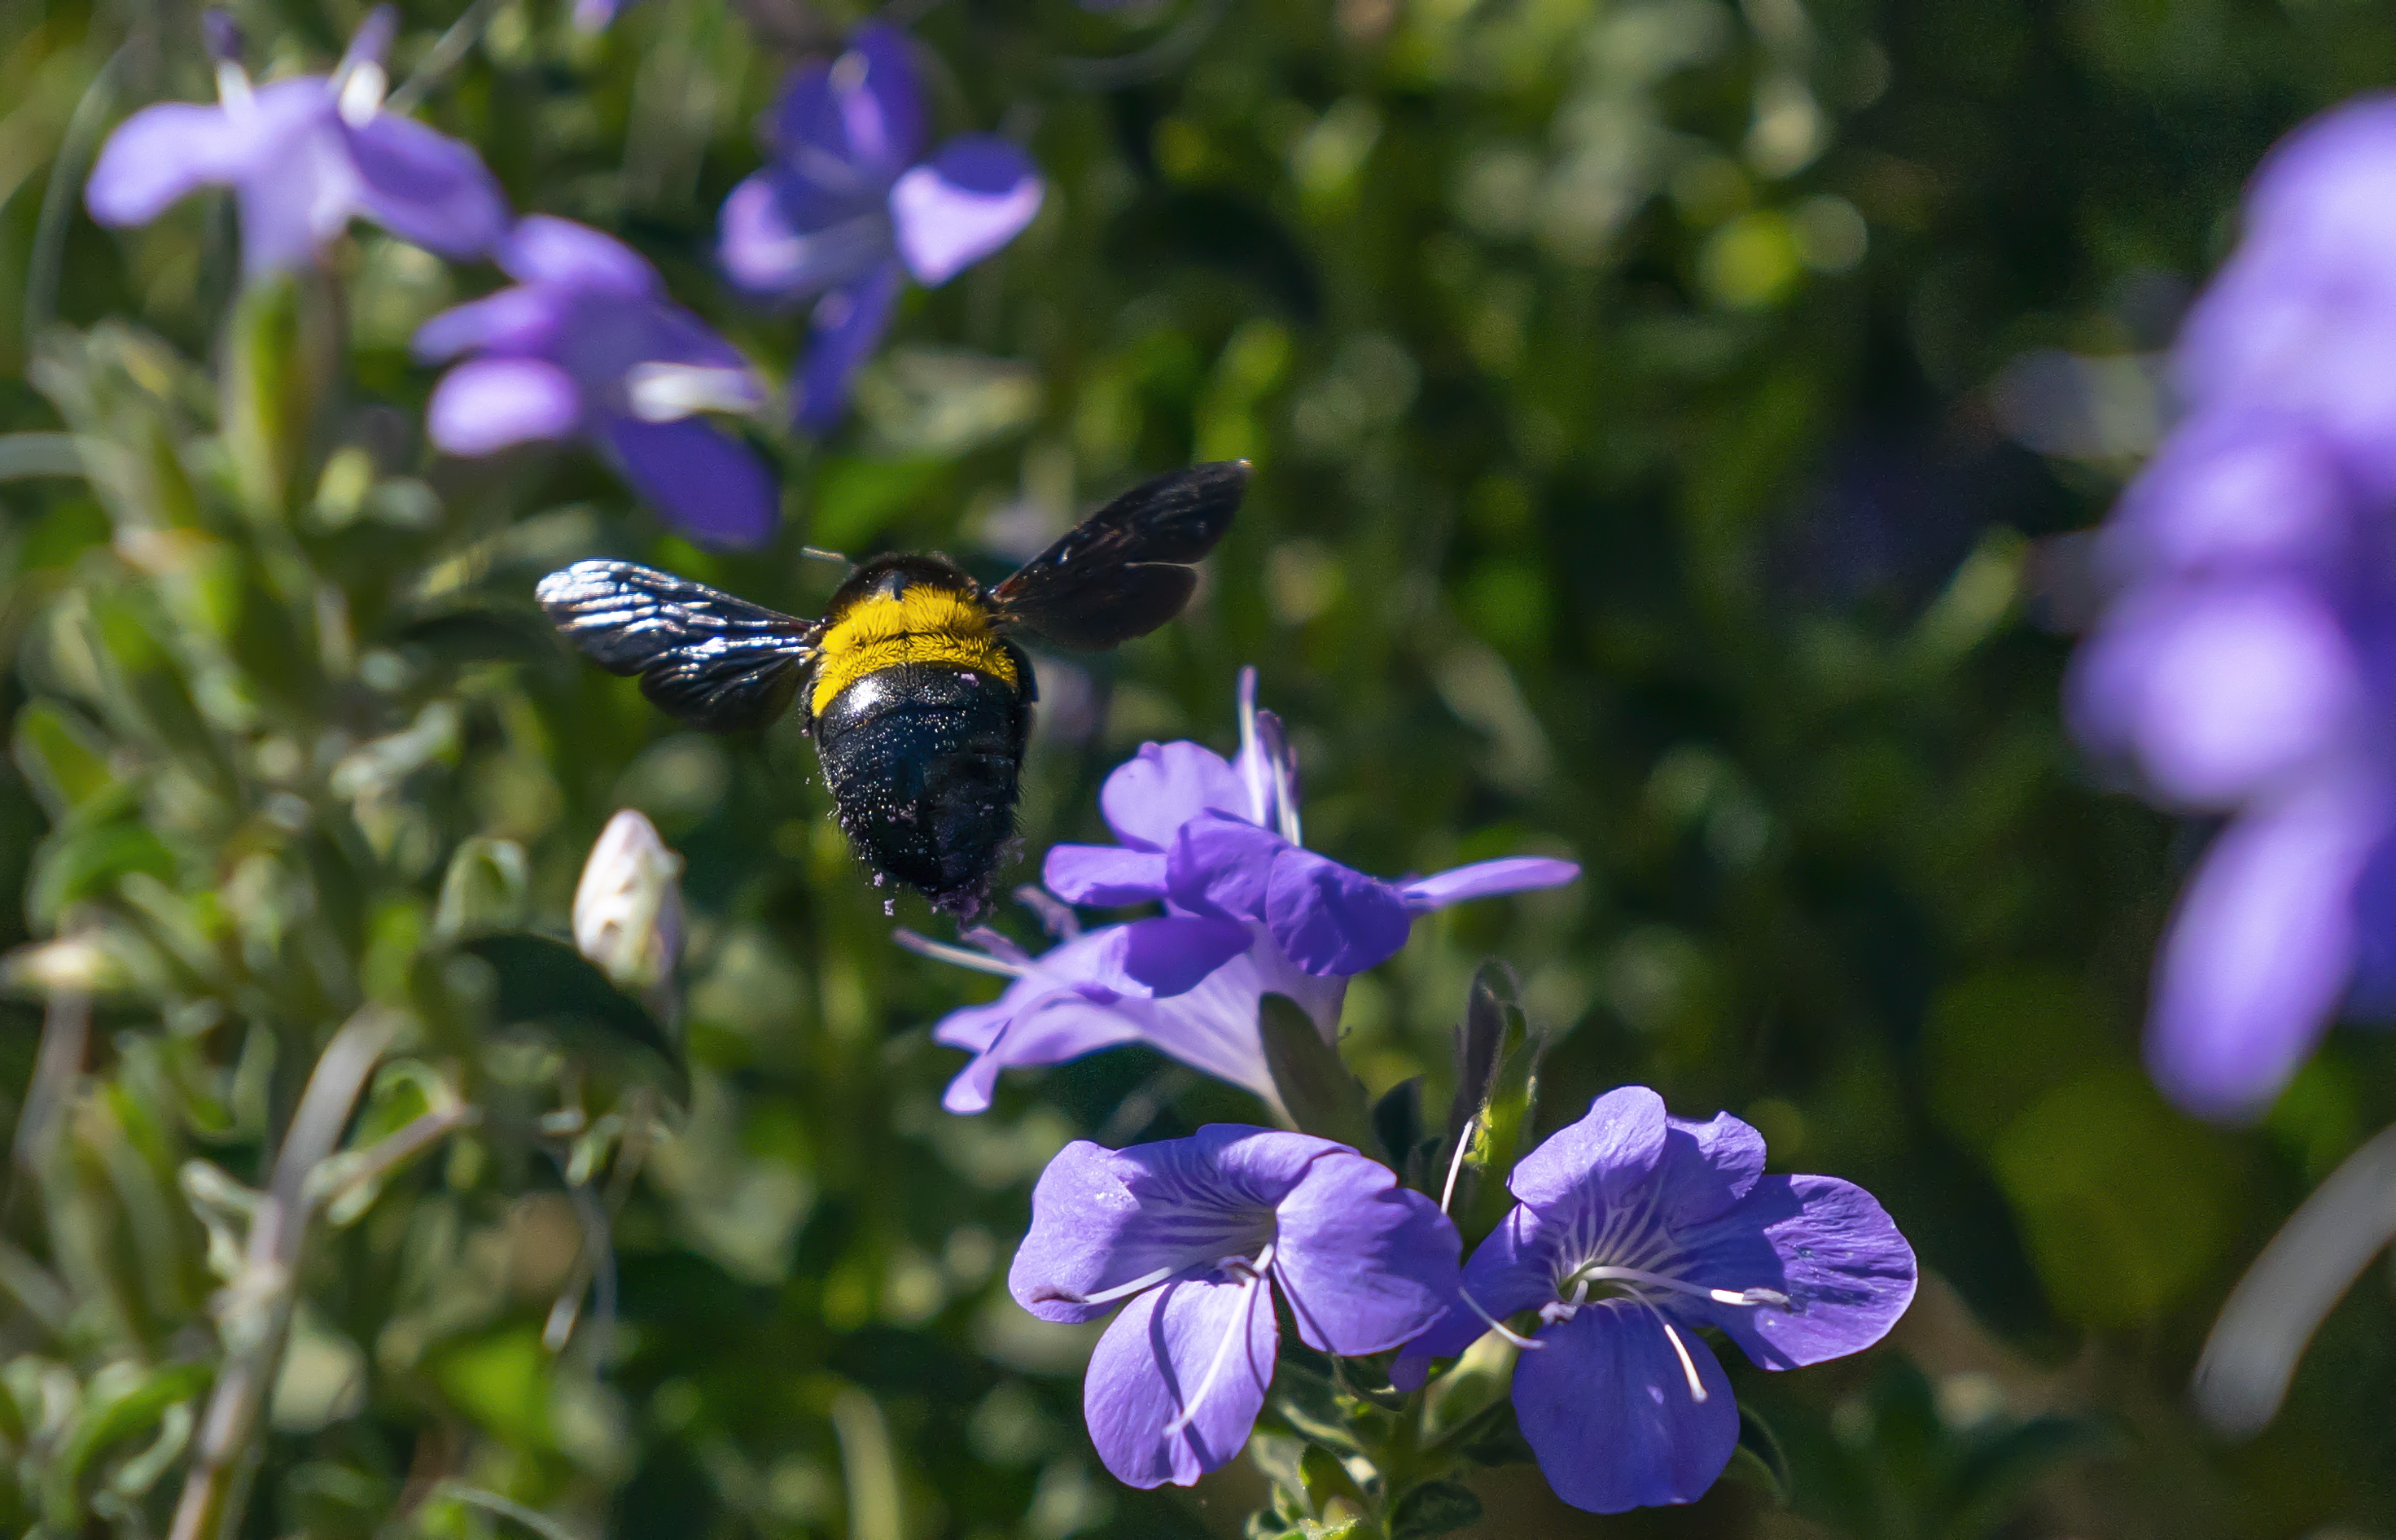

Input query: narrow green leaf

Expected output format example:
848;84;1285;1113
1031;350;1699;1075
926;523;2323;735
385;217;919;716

1260;993;1373;1148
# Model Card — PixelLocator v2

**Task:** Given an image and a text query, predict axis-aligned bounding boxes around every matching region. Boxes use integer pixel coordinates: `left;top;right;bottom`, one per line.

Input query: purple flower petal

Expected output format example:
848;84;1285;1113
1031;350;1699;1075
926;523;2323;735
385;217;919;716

2102;416;2353;580
341;111;510;260
1102;915;1253;997
1167;811;1286;923
1083;1273;1277;1489
1270;1149;1460;1356
1042;843;1169;907
1102;742;1252;850
944;991;1139;1112
1676;1174;1916;1371
412;286;567;364
889;135;1042;286
771;23;924;186
1513;1302;1738;1514
795;260;904;434
2069;580;2360;810
85;102;247;226
717;169;895;300
598;415;779;549
426;357;583;453
1651;1112;1767;1227
1508;1087;1669;1211
2149;778;2386;1120
1390;1204;1565;1388
1265;848;1413;976
499;214;658;297
1399;856;1580;911
1008;1128;1321;1323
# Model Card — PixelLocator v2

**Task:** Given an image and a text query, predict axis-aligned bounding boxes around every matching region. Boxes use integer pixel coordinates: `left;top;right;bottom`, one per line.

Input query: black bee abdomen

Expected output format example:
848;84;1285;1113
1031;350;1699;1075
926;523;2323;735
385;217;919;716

813;663;1030;915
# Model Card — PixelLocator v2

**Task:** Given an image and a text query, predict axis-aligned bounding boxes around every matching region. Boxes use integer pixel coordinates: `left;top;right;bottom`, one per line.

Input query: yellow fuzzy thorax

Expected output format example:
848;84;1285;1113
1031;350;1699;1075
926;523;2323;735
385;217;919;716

808;585;1019;715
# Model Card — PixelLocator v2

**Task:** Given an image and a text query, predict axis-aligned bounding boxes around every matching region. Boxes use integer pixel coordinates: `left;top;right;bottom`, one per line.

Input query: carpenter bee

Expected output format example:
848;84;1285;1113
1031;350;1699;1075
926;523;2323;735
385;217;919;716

537;461;1249;916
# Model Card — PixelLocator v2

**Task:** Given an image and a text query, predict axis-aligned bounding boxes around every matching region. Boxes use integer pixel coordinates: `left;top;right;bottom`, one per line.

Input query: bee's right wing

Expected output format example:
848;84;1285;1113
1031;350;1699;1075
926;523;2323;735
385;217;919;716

537;560;816;732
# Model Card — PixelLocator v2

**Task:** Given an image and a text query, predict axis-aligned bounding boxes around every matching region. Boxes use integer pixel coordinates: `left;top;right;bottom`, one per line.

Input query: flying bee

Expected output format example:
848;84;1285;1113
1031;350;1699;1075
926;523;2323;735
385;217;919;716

537;461;1249;916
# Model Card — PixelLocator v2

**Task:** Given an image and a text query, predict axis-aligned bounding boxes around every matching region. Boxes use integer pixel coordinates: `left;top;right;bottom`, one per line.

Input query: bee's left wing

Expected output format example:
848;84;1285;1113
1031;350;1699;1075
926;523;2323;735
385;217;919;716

988;461;1249;650
537;560;816;732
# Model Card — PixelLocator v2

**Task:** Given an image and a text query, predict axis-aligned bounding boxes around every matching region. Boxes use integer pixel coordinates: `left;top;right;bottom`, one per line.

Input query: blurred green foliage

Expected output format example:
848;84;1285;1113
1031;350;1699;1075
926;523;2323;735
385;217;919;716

6;0;2396;1534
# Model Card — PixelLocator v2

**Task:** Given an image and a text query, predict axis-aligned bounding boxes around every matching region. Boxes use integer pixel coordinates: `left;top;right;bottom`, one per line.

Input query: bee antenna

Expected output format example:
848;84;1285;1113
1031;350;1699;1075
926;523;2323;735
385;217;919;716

799;546;854;571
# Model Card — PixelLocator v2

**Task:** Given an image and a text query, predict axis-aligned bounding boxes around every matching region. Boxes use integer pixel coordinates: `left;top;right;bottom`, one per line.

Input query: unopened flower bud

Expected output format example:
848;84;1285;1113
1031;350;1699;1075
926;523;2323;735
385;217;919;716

201;9;245;66
572;811;685;1001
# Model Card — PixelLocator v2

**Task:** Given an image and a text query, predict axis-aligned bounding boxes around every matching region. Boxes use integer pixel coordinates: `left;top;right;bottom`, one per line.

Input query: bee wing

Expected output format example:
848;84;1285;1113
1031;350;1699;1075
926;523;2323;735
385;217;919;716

537;559;816;732
988;461;1249;650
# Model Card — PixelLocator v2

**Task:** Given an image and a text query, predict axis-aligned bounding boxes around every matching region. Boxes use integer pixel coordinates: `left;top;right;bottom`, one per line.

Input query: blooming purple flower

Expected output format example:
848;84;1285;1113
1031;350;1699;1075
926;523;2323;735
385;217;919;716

85;7;509;278
1010;1126;1461;1488
413;216;779;549
1042;670;1580;980
904;910;1344;1117
716;24;1043;432
1393;1087;1915;1514
2067;97;2396;1119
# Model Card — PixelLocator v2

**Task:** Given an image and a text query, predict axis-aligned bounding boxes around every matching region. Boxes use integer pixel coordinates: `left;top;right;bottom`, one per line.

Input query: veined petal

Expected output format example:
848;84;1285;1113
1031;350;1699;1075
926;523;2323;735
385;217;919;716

794;260;904;434
1167;810;1286;922
1651;1112;1767;1227
411;286;567;363
1102;741;1251;850
426;357;583;453
1083;1274;1276;1489
1266;848;1413;976
1676;1174;1916;1371
1102;915;1253;997
1514;1302;1738;1514
598;415;779;549
2148;777;2384;1120
1400;856;1580;911
499;213;659;297
85;102;248;226
1043;842;1169;907
1008;1127;1325;1323
946;991;1144;1113
1508;1086;1670;1211
891;136;1042;286
343;111;510;259
1272;1149;1461;1356
1390;1204;1562;1389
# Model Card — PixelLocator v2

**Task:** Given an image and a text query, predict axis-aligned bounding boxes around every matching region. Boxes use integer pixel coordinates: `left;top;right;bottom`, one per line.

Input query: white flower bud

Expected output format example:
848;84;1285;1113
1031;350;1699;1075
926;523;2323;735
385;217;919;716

572;811;685;999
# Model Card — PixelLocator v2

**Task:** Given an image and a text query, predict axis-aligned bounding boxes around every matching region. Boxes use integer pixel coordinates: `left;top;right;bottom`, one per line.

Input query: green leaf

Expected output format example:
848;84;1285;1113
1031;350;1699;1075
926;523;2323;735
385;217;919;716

1386;1479;1482;1540
1723;1402;1792;1505
1260;993;1373;1148
13;699;119;817
1442;964;1546;1240
1372;1076;1430;1181
434;838;531;941
27;818;176;930
459;931;686;1100
42;1359;212;1528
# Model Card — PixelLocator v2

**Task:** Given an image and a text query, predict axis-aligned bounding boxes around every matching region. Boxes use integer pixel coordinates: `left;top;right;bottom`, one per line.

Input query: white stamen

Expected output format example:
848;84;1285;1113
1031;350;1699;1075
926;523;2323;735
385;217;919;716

1163;1243;1274;1437
1456;1284;1544;1351
625;363;762;423
337;60;388;126
1058;1263;1182;1309
215;61;255;113
1659;1320;1709;1403
892;929;1023;979
1438;1117;1476;1215
1235;667;1270;828
1267;728;1302;847
1563;1263;1790;1312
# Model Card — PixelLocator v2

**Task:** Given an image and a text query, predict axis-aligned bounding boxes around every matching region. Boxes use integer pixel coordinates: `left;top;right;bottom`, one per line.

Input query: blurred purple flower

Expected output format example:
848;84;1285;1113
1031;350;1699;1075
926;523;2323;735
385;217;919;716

1010;1126;1461;1488
1393;1087;1915;1514
903;910;1343;1117
2068;96;2396;1119
716;23;1043;432
413;216;778;549
1042;669;1580;979
85;7;509;278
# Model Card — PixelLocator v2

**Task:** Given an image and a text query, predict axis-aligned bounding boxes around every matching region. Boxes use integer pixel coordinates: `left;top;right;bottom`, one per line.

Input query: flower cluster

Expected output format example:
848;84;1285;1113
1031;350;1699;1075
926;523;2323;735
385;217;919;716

85;11;1040;547
906;670;1578;1115
2068;97;2396;1120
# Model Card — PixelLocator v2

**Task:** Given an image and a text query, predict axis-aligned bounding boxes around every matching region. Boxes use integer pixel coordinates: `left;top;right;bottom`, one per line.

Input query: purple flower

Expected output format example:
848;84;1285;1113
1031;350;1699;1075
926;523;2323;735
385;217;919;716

905;911;1344;1117
2066;97;2396;1119
85;7;509;278
413;216;779;549
1393;1087;1916;1514
1042;669;1580;980
1010;1126;1461;1489
716;24;1043;432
